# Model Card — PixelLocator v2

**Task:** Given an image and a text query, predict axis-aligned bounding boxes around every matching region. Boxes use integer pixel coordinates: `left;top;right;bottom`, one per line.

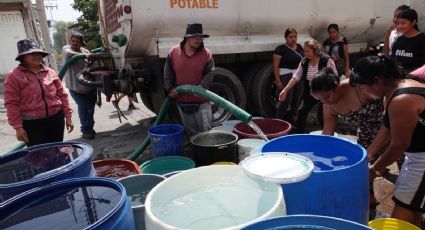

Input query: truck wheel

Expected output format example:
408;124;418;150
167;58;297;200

209;67;246;126
251;62;279;118
242;62;264;114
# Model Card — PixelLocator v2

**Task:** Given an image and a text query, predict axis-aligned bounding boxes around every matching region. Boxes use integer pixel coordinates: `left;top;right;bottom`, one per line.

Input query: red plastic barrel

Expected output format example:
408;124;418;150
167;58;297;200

233;118;292;139
93;159;141;179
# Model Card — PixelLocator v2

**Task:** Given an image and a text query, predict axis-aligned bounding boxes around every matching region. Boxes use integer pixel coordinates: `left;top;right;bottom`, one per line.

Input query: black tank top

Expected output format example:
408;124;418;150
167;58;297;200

383;87;425;152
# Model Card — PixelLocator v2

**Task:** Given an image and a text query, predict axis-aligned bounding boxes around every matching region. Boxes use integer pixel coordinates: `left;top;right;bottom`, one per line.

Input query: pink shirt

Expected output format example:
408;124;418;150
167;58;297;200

169;45;212;103
410;64;425;80
4;65;73;129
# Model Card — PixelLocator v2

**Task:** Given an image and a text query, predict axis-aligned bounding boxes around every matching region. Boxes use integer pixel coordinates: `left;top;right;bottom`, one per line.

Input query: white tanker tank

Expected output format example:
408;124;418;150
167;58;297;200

96;0;419;123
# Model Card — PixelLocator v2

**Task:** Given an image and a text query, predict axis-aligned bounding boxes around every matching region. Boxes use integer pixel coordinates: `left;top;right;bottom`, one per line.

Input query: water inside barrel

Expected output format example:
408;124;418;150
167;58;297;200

0;185;121;230
0;146;80;185
94;162;138;179
129;190;150;206
151;177;277;229
296;152;350;172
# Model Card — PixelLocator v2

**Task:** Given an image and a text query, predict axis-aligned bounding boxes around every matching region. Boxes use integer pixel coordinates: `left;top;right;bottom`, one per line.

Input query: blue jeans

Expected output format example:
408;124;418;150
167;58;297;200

69;90;97;134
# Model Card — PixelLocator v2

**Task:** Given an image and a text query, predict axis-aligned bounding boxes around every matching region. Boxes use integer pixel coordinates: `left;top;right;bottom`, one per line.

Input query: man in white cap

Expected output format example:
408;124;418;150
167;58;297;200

62;32;96;139
164;23;215;136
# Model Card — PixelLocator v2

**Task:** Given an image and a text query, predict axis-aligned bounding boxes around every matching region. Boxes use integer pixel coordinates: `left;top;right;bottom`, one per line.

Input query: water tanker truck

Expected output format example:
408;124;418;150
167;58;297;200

85;0;425;125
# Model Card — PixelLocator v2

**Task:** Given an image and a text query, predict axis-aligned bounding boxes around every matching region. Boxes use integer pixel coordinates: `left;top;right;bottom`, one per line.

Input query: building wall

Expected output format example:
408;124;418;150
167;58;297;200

0;0;45;74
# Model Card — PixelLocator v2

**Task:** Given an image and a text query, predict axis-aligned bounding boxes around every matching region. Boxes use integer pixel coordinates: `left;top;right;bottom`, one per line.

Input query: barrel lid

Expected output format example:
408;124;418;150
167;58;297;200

240;152;314;184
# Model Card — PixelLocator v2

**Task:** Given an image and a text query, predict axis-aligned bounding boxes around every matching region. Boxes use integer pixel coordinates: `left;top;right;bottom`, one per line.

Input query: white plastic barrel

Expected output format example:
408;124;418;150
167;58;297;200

144;165;285;230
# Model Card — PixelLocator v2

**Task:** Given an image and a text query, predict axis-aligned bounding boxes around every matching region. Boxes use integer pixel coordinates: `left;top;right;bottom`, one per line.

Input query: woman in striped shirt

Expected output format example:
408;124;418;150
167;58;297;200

279;39;337;133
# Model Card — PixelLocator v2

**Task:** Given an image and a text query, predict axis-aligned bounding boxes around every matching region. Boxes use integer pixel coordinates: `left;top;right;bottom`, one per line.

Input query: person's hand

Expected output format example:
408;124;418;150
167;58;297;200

168;88;178;98
86;54;96;62
279;89;287;102
367;153;378;163
15;127;29;143
275;81;284;91
66;117;74;133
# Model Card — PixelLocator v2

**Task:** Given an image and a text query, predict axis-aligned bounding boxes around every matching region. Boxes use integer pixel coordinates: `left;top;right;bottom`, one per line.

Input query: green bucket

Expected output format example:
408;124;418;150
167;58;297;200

140;156;195;175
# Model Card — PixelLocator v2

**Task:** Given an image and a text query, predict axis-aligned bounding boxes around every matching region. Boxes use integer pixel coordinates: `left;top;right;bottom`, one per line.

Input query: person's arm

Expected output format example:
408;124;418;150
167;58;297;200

382;25;396;55
52;70;74;133
163;54;176;97
327;58;338;75
322;104;338;135
370;95;419;176
62;46;92;64
3;73;28;142
273;54;283;90
200;58;215;88
342;43;350;77
366;124;391;161
279;62;301;101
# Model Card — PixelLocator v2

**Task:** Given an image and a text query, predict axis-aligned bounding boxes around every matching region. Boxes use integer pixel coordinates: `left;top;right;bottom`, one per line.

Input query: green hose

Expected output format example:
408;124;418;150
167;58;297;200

0;142;26;156
176;85;252;123
58;53;87;80
127;97;170;161
127;85;253;161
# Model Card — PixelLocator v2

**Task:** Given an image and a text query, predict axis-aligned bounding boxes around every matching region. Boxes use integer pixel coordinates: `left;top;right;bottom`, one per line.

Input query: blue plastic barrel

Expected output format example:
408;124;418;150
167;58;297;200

241;215;373;230
148;124;184;158
0;141;94;202
0;178;135;230
261;134;369;224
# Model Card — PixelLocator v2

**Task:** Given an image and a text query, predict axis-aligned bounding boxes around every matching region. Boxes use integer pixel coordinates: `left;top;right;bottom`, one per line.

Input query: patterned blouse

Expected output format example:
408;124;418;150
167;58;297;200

329;94;383;148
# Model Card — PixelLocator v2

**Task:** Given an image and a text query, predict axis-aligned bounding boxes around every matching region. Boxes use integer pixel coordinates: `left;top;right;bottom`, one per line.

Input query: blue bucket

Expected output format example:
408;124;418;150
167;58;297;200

0;141;95;202
261;134;369;224
241;215;373;230
0;178;135;230
148;124;184;158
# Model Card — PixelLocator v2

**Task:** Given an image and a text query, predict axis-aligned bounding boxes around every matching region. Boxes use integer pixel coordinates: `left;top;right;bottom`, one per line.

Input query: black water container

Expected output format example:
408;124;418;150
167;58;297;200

190;130;238;166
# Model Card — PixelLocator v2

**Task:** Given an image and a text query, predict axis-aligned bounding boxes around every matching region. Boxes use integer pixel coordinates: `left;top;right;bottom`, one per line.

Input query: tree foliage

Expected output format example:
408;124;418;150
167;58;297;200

53;21;74;53
71;0;102;50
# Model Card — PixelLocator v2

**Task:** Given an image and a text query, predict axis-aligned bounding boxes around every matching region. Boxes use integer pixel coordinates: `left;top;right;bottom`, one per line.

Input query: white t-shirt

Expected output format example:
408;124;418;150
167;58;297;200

62;45;91;93
389;30;402;55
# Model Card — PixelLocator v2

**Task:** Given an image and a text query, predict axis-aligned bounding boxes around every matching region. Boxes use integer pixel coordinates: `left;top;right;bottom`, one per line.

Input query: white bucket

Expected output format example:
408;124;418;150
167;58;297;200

309;130;358;143
144;165;285;230
309;130;339;137
237;138;266;161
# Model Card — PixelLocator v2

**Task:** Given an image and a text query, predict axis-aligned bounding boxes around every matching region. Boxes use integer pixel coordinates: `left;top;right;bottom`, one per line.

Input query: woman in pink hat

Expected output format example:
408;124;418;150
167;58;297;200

3;38;74;146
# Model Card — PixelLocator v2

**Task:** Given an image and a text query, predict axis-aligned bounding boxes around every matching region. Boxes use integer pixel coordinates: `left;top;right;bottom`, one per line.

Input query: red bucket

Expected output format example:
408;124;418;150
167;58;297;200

93;159;141;179
233;118;292;139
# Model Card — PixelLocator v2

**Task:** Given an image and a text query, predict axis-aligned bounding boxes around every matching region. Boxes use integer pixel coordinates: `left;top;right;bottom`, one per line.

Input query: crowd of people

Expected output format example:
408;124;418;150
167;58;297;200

2;4;425;228
275;5;425;227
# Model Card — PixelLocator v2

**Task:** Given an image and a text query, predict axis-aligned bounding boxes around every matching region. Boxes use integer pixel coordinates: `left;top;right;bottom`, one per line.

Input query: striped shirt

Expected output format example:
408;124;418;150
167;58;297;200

292;58;337;81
